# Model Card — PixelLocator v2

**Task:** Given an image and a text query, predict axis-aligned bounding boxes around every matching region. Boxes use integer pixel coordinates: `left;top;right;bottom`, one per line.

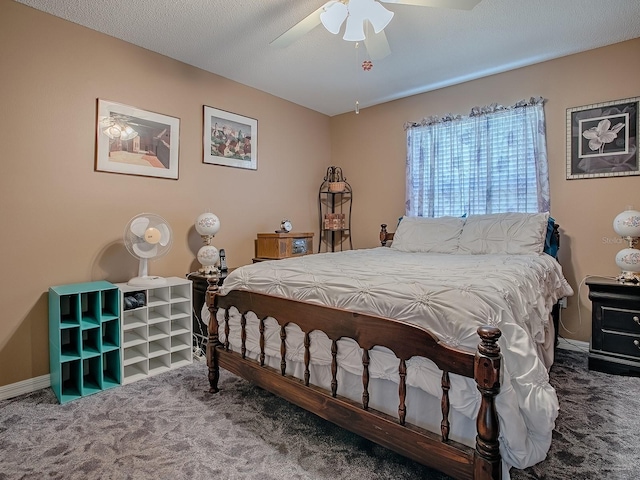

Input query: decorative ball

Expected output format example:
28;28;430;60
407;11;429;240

613;208;640;238
197;245;219;267
195;212;220;236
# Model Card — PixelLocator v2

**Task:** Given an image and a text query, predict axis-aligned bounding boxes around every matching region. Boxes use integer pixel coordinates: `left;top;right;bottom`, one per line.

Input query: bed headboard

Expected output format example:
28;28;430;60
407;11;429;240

380;218;561;258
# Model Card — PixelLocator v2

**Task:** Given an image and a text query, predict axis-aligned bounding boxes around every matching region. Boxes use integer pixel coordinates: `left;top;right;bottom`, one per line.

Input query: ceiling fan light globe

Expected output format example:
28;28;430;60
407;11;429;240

343;18;366;41
320;1;348;34
342;0;394;41
367;2;394;33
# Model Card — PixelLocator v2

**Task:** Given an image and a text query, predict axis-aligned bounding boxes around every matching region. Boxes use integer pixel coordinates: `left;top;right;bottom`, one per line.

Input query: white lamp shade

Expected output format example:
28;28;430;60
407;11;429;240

613;208;640;238
195;212;220;236
197;245;219;267
615;248;640;273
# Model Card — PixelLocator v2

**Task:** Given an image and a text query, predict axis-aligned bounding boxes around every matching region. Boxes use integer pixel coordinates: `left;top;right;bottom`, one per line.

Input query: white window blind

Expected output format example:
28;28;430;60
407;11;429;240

405;101;550;217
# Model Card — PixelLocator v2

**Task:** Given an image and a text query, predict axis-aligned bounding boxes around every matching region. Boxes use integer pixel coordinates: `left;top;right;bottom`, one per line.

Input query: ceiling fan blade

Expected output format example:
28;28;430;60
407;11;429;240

381;0;481;10
270;4;327;48
364;29;391;60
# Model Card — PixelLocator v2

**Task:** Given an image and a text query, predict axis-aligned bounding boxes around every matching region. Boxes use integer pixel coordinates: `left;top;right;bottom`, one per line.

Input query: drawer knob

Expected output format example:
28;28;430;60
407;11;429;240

635;340;640;350
634;316;640;326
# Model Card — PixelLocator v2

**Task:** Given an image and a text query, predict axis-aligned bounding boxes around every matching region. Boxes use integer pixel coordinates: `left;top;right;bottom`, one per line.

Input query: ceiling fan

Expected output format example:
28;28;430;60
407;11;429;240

271;0;481;60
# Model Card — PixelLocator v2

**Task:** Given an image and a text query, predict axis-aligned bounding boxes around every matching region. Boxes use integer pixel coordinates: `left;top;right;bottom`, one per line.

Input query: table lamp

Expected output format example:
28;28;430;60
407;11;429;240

613;206;640;282
195;212;220;276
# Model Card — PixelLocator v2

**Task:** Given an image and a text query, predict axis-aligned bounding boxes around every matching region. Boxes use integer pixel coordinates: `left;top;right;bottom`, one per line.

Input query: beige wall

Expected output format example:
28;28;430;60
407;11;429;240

331;37;640;344
0;1;331;387
2;0;639;388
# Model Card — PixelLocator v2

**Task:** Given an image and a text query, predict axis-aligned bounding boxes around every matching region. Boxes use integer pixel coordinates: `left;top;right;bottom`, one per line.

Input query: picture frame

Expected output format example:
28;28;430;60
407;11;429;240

566;96;639;179
96;99;180;179
203;105;257;170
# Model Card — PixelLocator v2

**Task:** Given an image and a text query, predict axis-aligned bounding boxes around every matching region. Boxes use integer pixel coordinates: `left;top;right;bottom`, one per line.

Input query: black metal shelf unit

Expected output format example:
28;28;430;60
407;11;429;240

318;166;352;253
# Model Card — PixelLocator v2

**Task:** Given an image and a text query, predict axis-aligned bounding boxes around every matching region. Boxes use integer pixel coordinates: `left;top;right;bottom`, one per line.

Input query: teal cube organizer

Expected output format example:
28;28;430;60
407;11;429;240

49;281;121;403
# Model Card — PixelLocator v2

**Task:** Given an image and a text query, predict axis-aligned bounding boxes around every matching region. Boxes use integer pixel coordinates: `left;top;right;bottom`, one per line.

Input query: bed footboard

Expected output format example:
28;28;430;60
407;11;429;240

206;285;501;480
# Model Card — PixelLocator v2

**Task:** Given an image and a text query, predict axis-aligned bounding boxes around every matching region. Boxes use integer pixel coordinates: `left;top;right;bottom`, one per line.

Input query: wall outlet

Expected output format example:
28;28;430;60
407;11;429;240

558;297;568;308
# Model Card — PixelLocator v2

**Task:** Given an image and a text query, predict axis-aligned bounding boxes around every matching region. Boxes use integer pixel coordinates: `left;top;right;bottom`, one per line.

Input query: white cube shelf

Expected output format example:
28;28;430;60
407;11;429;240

117;277;193;385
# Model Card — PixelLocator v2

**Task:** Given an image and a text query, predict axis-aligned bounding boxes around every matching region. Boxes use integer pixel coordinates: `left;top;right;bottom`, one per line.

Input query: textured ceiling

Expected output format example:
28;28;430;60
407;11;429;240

15;0;640;116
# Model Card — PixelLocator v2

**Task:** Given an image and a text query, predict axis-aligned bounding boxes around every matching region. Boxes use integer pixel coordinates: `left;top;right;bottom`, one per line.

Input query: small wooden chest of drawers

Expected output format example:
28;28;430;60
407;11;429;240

587;277;640;376
255;232;314;260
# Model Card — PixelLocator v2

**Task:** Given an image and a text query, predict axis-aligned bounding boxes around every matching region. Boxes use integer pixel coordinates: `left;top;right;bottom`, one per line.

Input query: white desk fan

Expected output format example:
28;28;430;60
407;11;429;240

124;213;173;286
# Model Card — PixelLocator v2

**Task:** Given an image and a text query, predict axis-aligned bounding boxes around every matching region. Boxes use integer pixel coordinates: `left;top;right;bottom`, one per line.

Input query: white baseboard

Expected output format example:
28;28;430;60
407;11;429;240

0;374;50;401
557;338;589;353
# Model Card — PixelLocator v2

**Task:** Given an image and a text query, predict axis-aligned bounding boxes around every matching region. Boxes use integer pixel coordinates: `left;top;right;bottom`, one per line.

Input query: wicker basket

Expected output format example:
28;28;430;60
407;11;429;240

328;181;346;192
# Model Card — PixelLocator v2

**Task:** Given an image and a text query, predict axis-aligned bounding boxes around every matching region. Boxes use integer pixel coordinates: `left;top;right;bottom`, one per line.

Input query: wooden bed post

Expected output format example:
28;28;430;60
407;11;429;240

380;224;388;246
205;276;221;393
473;326;502;480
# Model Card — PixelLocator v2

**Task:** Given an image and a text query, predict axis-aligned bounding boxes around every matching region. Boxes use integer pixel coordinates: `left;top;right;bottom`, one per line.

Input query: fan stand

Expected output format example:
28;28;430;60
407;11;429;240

127;257;167;287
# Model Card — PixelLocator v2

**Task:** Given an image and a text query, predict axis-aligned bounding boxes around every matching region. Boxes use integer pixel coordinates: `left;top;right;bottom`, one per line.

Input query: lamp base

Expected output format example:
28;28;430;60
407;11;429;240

616;271;640;284
198;265;219;276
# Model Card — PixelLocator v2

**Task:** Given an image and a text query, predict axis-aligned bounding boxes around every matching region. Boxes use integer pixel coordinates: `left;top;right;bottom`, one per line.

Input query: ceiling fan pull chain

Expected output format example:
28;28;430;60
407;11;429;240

355;42;361;114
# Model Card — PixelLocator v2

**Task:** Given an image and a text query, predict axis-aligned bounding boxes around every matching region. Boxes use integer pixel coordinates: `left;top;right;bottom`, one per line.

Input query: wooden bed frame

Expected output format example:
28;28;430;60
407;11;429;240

206;284;503;479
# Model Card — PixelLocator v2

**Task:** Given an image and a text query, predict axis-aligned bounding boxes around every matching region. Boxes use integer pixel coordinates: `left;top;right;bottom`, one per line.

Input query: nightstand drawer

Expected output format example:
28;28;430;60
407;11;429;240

601;306;640;334
601;331;640;359
587;277;640;376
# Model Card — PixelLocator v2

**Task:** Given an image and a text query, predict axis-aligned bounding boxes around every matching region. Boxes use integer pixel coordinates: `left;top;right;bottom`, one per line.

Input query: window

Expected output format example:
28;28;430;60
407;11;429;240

405;100;550;217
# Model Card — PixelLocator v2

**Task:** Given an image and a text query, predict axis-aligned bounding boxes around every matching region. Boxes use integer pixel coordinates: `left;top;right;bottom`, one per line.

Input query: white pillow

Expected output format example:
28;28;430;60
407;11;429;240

391;216;465;253
457;212;549;255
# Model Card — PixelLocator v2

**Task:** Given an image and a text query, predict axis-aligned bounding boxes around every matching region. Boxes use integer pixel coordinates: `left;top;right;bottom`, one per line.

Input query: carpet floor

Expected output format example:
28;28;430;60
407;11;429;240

1;349;639;479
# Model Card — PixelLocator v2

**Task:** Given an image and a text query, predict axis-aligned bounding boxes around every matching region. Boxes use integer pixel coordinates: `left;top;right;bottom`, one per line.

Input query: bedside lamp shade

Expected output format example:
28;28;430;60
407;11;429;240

613;208;640;238
195;212;220;237
613;206;640;282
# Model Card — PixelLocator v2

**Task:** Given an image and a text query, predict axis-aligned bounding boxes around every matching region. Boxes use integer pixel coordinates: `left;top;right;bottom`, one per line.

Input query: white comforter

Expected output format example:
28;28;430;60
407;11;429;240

213;248;574;477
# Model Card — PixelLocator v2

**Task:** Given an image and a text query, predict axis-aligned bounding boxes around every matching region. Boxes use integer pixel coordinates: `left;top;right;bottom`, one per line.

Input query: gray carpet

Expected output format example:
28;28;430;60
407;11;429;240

1;349;639;480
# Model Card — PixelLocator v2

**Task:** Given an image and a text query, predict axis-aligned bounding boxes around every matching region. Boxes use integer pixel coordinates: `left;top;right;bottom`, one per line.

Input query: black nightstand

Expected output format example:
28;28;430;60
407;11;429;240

587;276;640;376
